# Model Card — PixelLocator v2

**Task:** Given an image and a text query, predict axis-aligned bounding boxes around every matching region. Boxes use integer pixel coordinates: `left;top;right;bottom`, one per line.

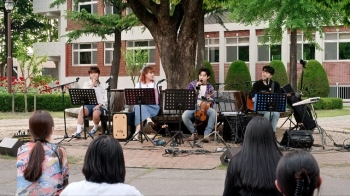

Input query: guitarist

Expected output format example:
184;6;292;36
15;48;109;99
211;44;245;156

182;67;216;142
250;65;281;132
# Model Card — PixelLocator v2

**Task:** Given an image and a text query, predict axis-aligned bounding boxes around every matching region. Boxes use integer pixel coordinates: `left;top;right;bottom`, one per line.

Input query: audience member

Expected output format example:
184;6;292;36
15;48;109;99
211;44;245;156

275;150;322;196
16;110;69;195
60;135;142;196
223;116;283;196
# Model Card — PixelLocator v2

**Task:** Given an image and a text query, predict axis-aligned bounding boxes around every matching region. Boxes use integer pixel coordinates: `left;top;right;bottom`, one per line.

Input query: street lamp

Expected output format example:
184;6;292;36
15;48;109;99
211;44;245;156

5;0;14;93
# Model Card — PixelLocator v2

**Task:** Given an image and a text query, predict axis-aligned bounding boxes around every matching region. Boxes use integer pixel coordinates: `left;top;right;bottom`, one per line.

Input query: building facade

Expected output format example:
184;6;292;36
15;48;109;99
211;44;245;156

33;0;350;99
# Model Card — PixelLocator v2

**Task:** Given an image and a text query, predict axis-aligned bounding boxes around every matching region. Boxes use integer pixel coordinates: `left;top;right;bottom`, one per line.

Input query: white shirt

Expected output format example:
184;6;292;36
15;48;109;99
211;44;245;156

83;80;104;105
60;180;142;196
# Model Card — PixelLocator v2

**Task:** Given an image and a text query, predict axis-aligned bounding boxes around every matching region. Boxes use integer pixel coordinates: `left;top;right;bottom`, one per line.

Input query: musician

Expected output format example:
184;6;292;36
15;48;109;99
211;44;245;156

72;66;105;138
132;65;159;140
182;67;216;142
250;65;281;132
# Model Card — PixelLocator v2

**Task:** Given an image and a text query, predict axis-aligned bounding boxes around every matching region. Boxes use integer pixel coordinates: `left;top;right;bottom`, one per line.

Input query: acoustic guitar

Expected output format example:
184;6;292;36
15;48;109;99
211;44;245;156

247;92;293;111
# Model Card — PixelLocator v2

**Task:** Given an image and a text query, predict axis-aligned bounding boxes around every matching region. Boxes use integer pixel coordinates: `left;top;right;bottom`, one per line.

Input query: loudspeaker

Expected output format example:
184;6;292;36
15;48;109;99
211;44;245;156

280;130;314;149
113;112;135;140
220;147;241;165
0;138;23;157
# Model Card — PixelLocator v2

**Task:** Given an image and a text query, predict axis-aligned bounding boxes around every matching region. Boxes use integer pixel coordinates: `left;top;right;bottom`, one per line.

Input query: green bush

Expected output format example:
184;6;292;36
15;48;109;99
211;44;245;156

297;60;329;97
225;60;252;91
0;93;75;112
313;97;343;110
203;61;216;84
269;60;288;87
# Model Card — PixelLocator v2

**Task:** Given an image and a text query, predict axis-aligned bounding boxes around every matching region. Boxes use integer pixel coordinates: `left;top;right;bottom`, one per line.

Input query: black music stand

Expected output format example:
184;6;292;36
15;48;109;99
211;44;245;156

254;93;287;120
68;88;98;141
163;89;196;148
124;88;156;146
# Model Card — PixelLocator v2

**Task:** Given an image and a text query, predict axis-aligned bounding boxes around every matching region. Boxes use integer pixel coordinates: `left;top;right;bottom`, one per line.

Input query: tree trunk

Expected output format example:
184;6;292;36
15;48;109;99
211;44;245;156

289;30;298;91
127;0;203;89
196;12;205;70
110;28;121;89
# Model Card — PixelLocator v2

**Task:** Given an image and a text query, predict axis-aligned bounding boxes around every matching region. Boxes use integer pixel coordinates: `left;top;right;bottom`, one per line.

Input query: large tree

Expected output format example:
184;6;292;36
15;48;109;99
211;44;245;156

0;0;58;76
50;0;139;89
227;0;341;91
127;0;203;89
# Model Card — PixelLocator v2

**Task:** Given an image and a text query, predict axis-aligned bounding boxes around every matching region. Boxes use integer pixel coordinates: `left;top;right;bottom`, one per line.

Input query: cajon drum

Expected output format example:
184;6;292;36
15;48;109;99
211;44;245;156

113;112;135;139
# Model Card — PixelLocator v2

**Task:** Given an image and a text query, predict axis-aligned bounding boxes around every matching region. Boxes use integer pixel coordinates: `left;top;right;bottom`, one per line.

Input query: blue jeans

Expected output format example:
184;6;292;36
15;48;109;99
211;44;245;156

182;106;216;135
134;104;160;126
258;111;280;132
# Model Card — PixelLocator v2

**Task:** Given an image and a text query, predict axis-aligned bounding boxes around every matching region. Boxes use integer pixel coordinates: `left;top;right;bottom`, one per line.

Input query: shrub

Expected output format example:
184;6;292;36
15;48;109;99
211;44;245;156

225;60;252;91
297;60;329;97
269;60;288;87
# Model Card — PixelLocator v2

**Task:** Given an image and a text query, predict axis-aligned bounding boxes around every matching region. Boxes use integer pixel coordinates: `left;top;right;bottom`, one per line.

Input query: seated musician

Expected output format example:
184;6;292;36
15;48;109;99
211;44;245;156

182;67;216;142
250;65;281;132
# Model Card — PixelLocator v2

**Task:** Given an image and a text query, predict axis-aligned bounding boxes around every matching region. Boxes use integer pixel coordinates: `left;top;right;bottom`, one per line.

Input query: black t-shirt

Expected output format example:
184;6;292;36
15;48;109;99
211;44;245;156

251;79;281;98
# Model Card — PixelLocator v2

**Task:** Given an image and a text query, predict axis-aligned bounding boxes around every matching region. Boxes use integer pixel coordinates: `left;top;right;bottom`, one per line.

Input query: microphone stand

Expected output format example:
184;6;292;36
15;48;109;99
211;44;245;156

51;77;80;144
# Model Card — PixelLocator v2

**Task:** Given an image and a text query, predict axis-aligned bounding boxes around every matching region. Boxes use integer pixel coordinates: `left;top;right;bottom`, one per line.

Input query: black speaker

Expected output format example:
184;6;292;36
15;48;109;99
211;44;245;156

0;138;23;157
280;130;314;149
220;147;241;165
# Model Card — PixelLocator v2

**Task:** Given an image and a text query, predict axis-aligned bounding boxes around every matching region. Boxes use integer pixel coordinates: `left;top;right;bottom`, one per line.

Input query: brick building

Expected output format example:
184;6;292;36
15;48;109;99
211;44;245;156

33;0;350;99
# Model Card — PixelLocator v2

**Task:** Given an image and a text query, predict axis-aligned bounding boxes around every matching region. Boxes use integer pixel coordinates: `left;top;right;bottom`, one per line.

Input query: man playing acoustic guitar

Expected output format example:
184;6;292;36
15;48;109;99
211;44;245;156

182;67;216;142
250;65;281;132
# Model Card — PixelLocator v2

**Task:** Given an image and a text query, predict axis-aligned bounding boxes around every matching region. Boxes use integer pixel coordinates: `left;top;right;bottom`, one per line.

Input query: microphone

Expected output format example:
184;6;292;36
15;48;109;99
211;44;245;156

105;76;113;83
266;77;269;86
76;77;80;82
157;79;166;84
196;80;203;90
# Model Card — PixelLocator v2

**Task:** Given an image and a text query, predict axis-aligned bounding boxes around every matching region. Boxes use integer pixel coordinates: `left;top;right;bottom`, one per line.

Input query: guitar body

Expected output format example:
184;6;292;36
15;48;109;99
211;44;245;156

246;95;254;111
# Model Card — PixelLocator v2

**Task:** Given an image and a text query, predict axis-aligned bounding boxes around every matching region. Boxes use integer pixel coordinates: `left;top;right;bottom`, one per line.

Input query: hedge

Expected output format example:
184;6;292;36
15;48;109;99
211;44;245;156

0;93;75;112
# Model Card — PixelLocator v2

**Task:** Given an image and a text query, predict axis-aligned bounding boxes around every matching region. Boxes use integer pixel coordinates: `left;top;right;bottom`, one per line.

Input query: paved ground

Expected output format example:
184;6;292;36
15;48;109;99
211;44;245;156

1;114;350;195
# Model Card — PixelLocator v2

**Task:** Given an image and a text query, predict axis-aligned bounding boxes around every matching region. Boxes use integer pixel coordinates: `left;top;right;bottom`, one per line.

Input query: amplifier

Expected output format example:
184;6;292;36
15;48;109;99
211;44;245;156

112;112;135;140
280;130;314;149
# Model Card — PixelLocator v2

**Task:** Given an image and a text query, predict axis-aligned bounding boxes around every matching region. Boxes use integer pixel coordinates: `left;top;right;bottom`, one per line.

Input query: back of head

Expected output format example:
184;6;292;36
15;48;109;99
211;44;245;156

83;135;126;183
238;116;282;189
24;110;54;182
276;150;321;196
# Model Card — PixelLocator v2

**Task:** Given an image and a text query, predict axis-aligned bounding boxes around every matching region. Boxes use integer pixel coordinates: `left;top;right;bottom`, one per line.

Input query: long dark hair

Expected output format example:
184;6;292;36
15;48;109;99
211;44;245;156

82;135;126;183
24;110;54;182
276;150;321;196
237;116;282;189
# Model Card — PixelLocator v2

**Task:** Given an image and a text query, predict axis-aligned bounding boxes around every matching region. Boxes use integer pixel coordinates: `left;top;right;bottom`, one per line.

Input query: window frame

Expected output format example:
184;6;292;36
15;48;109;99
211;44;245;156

125;40;156;64
72;43;98;66
324;32;350;61
205;38;220;63
257;36;282;62
76;0;98;14
225;37;250;63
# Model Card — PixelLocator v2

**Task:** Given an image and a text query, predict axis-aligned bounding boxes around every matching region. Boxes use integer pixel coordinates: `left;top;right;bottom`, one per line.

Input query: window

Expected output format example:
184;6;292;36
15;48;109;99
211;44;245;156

73;43;97;65
205;38;219;63
324;33;350;60
76;0;98;14
291;35;315;60
257;36;281;61
125;40;155;63
226;37;249;62
105;42;114;65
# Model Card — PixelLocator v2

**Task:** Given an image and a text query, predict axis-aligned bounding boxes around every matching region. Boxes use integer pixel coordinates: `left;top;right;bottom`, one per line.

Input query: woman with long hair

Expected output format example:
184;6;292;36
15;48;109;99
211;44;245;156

60;135;141;195
16;110;69;195
275;150;322;196
132;65;160;140
223;116;283;195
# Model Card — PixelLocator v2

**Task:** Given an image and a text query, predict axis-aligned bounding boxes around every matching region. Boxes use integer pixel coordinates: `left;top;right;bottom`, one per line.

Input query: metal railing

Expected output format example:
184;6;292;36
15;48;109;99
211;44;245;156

328;84;350;101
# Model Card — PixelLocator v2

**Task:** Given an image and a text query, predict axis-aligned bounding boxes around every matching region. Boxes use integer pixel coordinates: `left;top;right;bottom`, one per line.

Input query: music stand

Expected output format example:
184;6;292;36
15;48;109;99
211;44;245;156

124;88;156;146
163;89;196;148
68;88;98;141
254;93;287;120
